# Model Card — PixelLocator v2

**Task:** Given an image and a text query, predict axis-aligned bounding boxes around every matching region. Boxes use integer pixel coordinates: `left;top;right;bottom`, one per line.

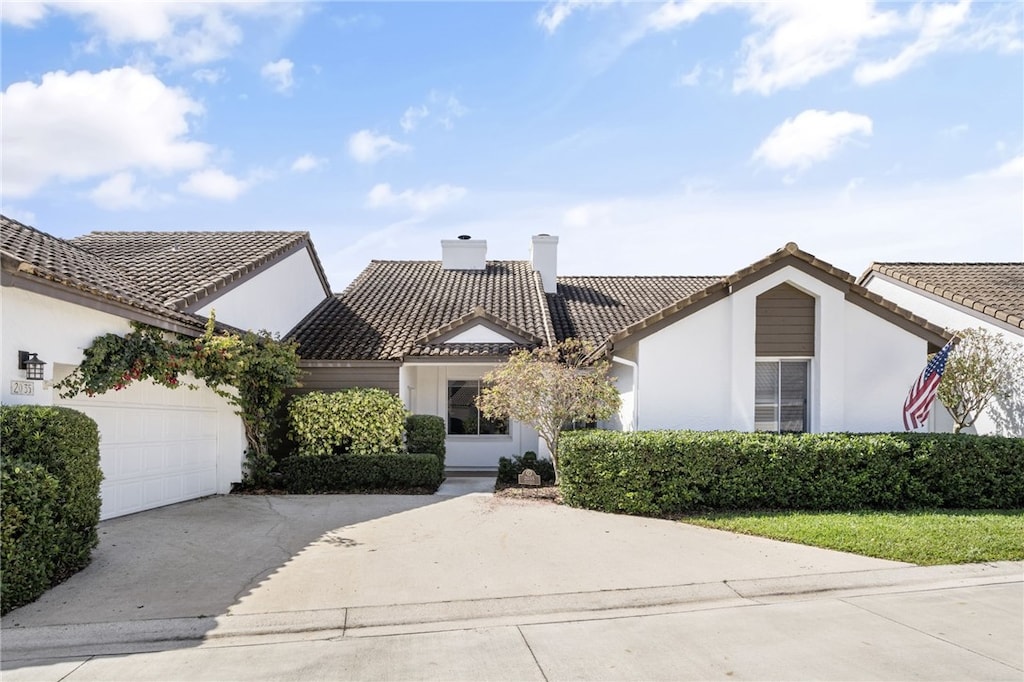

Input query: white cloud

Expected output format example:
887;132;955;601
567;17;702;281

940;123;969;139
179;168;249;200
261;58;294;94
536;0;600;34
855;0;971;85
563;202;613;228
734;2;899;95
646;0;720;32
366;183;467;212
5;2;307;65
676;63;702;87
192;67;224;84
753;109;873;172
400;104;429;133
1;1;48;26
347;130;411;164
967;155;1024;180
290;153;326;173
89;172;147;210
1;67;210;197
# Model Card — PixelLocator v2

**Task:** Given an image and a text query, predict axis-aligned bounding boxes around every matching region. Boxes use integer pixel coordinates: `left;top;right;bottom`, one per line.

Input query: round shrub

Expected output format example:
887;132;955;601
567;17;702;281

406;414;446;467
288;389;407;456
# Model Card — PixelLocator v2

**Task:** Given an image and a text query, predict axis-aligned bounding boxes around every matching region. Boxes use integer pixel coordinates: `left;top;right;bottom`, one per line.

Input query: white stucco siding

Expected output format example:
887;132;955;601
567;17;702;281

629;265;940;434
842;302;928;432
2;285;245;518
195;247;327;336
865;274;1023;435
404;363;539;470
2;286;134;405
634;299;733;430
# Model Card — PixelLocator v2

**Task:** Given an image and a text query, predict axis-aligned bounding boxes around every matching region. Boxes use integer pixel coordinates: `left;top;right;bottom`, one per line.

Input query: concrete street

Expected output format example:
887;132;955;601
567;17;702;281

2;480;1021;681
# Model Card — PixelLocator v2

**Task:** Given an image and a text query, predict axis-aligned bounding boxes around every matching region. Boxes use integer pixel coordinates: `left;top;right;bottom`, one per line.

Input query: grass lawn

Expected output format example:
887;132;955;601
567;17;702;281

681;510;1024;565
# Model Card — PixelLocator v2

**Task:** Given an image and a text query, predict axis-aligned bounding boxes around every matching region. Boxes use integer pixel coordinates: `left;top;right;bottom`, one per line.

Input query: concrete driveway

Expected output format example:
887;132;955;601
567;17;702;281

3;483;1022;680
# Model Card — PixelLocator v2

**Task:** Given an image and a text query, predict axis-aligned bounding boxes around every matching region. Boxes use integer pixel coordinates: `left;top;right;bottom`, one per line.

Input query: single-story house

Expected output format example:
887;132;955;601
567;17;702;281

287;236;951;472
860;262;1024;436
1;215;331;518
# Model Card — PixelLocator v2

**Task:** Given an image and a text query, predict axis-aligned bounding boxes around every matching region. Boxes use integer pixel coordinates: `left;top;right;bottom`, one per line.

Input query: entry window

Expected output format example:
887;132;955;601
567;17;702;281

755;360;809;433
447;380;508;435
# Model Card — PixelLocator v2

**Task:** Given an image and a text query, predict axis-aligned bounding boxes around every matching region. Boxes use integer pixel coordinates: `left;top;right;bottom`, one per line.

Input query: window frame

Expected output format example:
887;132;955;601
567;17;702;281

754;357;812;434
446;378;509;437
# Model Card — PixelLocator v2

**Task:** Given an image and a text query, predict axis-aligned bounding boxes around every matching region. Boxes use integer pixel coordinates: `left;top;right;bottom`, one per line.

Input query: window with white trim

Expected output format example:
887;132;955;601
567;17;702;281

447;380;508;435
755;360;809;433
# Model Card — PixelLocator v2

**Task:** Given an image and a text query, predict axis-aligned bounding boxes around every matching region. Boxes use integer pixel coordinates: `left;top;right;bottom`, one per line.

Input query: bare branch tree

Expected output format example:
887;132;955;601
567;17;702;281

938;327;1024;434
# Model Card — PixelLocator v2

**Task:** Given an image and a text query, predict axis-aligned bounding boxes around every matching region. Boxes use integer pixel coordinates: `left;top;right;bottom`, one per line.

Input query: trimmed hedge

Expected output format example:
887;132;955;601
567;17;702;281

288;389;407;456
497;451;556;486
406;414;446;468
280;452;443;493
559;430;1024;516
0;405;103;614
1;460;59;614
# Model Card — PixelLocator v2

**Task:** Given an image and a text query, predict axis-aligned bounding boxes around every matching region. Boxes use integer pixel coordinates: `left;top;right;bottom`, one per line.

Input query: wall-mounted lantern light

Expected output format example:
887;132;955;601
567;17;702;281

18;351;46;381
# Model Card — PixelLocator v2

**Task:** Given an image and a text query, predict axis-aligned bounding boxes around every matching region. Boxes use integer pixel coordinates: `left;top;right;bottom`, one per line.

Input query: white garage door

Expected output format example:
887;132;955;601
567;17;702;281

57;378;221;520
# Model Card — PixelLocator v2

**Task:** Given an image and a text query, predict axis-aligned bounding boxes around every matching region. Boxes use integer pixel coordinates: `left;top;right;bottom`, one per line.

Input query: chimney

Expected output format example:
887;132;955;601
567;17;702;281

530;234;558;294
441;235;487;270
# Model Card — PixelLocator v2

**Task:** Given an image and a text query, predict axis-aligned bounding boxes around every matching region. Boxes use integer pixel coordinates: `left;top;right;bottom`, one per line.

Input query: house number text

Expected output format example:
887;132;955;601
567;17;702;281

10;380;34;396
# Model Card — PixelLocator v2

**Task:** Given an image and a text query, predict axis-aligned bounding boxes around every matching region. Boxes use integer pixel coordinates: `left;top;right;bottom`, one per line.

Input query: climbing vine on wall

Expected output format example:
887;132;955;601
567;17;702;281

57;317;303;487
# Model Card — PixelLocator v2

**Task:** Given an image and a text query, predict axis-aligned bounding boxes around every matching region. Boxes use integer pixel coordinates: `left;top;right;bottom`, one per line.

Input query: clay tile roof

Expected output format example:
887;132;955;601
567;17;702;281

1;215;205;330
70;230;321;309
863;262;1024;330
550;275;722;348
287;260;554;361
602;243;950;349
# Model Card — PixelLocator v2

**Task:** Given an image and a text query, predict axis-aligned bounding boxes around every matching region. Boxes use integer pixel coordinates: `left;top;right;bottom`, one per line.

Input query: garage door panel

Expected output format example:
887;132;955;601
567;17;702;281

57;379;222;520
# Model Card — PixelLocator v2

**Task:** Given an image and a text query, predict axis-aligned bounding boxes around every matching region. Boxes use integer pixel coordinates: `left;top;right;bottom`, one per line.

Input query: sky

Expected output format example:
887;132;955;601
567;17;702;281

2;1;1022;290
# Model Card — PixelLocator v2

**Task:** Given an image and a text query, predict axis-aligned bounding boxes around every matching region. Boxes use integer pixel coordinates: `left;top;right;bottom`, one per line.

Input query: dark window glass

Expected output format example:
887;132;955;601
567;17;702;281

447;380;508;435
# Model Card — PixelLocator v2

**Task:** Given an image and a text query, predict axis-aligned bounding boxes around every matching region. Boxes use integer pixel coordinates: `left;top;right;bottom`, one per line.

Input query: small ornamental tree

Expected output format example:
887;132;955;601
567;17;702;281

476;338;621;482
938;327;1024;434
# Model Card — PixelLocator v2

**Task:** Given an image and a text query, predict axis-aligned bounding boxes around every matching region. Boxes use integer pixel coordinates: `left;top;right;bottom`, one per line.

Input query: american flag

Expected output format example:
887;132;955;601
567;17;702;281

903;340;955;431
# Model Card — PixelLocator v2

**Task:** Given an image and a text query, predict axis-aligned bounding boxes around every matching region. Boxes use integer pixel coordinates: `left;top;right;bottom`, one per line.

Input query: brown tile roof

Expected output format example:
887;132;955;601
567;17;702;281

288;260;553;361
289;243;953;362
1;216;205;330
70;230;328;309
550;275;721;347
602;243;951;351
862;262;1024;330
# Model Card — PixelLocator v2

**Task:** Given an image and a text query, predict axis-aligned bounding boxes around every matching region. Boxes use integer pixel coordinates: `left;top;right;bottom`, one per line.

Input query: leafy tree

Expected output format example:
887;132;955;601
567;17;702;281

476;339;621;482
938;327;1024;434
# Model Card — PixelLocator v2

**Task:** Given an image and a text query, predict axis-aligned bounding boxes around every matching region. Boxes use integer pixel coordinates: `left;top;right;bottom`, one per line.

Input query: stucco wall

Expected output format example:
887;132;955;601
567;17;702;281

195;247;327;336
865;275;1024;435
627;265;931;433
403;363;538;470
633;297;732;430
2;285;245;505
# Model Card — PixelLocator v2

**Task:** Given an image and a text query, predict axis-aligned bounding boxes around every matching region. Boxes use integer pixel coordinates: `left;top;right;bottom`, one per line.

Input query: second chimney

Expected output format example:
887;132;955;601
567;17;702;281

442;235;487;270
531;234;558;294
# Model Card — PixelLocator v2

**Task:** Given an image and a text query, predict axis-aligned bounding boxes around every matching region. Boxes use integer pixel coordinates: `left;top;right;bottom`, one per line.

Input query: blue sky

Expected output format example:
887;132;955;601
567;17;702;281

2;1;1022;289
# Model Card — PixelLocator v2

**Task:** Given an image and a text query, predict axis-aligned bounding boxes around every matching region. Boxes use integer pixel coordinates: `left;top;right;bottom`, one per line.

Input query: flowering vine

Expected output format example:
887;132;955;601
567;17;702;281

57;317;302;487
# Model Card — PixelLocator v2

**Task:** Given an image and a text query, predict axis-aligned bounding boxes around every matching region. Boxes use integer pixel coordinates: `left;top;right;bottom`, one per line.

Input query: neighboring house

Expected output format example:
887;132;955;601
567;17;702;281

1;216;332;518
288;237;950;472
860;262;1024;436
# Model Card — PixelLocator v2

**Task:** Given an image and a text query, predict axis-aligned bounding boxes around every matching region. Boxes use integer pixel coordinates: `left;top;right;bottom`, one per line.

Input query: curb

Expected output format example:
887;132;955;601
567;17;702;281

3;561;1021;661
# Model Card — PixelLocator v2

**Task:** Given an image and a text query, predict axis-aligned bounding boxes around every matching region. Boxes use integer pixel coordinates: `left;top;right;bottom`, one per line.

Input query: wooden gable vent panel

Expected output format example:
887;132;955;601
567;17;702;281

756;283;815;357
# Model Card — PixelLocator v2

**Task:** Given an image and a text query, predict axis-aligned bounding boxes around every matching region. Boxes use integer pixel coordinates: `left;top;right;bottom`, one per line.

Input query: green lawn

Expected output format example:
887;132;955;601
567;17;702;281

681;510;1024;565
